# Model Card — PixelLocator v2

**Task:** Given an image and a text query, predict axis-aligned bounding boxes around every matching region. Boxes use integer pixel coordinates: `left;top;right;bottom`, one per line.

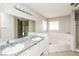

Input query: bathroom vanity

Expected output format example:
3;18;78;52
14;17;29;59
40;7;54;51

0;34;48;56
19;37;48;56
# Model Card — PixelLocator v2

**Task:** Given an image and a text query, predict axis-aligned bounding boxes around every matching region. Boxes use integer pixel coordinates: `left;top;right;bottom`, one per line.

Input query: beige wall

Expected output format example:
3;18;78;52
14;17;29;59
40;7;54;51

47;15;71;34
14;17;18;39
0;14;1;38
0;4;2;38
1;13;15;41
70;10;76;51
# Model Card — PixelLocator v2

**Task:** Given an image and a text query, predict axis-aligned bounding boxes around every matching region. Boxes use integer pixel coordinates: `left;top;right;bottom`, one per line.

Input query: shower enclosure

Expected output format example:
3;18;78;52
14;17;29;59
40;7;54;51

75;10;79;50
76;21;79;49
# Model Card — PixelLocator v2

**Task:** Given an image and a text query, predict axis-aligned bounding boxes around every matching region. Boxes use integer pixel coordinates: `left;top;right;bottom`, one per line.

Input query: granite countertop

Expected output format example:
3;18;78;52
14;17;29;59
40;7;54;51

0;36;44;56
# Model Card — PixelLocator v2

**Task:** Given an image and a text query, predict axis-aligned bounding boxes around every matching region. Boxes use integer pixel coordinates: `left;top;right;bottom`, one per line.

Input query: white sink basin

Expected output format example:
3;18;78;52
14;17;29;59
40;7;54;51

32;37;42;41
2;44;24;55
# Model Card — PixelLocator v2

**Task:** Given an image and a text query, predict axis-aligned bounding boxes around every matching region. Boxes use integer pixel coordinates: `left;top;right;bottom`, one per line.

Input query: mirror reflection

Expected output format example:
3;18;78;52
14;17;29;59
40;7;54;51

0;13;36;41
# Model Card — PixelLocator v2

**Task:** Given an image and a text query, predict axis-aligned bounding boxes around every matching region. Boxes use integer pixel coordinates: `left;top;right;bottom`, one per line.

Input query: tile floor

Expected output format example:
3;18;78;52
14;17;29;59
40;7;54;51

48;51;79;56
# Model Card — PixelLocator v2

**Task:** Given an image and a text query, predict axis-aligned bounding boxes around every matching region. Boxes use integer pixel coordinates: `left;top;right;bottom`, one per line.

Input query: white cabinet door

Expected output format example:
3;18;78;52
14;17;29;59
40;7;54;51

40;39;48;56
19;42;43;56
18;48;32;56
30;44;40;56
39;40;44;53
18;39;48;56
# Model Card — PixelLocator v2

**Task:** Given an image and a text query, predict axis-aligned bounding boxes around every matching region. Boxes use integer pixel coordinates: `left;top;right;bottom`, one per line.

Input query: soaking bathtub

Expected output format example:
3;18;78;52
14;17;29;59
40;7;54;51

48;32;73;52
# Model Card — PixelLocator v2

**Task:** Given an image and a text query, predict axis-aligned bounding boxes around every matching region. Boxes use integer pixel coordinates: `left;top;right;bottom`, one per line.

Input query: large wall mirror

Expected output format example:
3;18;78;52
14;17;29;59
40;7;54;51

16;17;36;38
0;13;36;41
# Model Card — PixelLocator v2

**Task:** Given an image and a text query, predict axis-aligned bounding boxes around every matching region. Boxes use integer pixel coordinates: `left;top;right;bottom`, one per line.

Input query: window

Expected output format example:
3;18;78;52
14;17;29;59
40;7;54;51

48;21;59;31
42;20;47;31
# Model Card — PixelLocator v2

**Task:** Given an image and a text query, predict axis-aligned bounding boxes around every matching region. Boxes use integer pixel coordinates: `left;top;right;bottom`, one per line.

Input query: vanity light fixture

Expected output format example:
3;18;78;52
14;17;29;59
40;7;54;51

71;3;79;7
14;5;32;16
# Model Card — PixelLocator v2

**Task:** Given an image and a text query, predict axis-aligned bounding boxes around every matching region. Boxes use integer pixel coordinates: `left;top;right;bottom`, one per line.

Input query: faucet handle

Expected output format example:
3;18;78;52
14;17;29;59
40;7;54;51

7;40;9;44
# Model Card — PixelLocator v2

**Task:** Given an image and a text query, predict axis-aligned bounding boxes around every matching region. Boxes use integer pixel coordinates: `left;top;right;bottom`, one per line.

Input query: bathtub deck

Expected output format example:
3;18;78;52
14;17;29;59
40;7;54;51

48;32;72;52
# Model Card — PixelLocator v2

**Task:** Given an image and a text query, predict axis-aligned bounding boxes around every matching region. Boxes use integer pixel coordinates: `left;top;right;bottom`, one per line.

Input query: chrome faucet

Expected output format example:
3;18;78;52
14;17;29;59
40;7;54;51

6;40;13;47
7;40;10;44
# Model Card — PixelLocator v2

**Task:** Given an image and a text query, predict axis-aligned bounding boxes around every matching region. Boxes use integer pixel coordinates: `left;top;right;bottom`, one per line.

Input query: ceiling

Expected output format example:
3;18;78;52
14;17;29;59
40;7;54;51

24;3;73;18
